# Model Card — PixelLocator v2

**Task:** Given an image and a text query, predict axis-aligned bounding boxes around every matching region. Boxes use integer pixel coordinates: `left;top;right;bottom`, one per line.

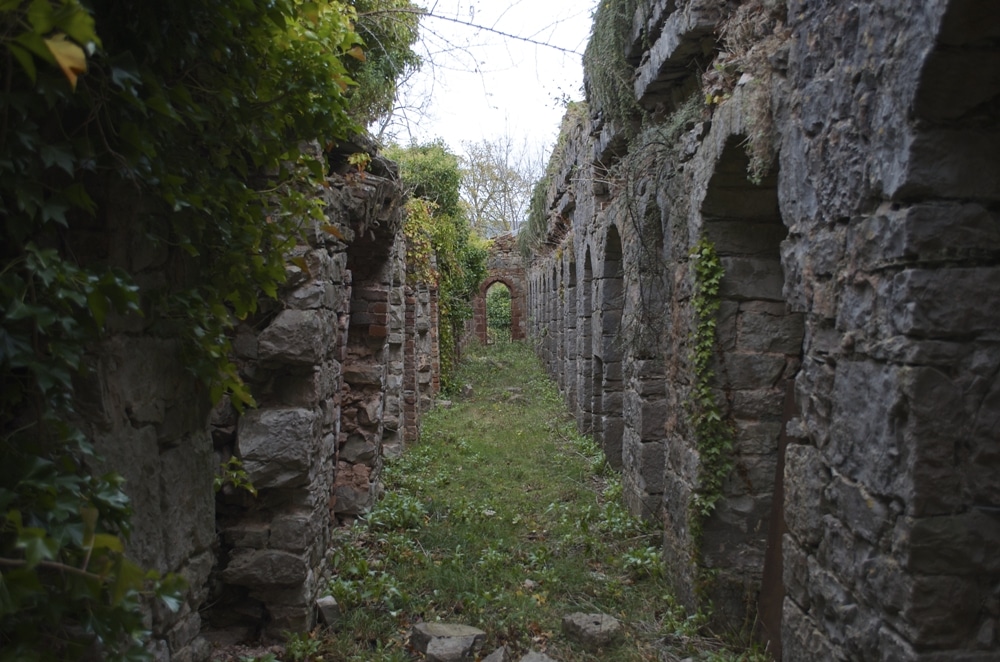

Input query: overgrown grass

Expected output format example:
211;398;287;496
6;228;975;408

303;341;765;661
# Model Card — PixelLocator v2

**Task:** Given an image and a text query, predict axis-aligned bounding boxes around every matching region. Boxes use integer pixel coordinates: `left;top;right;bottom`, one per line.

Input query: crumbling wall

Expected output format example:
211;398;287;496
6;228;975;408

83;141;438;657
526;0;1000;658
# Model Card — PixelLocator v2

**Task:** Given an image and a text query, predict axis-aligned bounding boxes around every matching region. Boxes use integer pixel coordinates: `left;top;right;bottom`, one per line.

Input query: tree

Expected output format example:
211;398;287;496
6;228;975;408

386;141;487;389
460;135;543;238
346;0;423;125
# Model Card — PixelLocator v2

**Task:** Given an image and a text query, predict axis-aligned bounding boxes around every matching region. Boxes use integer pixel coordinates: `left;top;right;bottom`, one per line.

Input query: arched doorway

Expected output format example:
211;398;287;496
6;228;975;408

484;281;512;343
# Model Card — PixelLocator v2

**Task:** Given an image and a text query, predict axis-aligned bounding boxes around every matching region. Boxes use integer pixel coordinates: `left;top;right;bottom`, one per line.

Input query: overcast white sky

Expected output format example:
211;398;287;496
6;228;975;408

381;0;597;161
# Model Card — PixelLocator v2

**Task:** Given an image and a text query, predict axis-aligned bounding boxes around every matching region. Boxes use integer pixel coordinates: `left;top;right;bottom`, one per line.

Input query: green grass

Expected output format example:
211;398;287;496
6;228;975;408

304;341;766;661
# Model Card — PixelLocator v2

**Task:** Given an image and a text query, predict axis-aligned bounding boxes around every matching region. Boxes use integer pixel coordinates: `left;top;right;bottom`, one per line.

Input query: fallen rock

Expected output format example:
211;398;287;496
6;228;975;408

410;622;486;662
315;595;341;629
482;645;512;662
561;612;621;651
519;652;558;662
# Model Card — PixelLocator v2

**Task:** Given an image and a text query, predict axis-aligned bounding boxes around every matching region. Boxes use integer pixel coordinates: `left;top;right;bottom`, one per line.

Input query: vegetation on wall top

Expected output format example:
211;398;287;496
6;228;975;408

517;101;588;259
582;0;643;135
0;0;418;657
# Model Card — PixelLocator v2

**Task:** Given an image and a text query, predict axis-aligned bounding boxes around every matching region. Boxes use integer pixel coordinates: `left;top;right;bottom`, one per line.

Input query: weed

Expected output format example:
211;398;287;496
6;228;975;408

310;342;759;661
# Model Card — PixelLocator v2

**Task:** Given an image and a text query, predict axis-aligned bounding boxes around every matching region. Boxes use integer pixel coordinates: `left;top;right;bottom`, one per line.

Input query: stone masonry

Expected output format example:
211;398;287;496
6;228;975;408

525;1;1000;659
85;140;441;657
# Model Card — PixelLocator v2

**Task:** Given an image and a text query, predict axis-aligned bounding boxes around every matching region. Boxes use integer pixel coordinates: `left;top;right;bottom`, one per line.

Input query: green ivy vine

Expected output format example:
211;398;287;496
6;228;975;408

0;0;418;657
688;239;734;543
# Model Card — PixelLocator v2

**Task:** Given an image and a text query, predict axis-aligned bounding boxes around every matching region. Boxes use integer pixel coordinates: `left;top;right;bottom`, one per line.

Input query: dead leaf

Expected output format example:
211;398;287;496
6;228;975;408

347;45;366;62
44;33;86;90
320;224;345;240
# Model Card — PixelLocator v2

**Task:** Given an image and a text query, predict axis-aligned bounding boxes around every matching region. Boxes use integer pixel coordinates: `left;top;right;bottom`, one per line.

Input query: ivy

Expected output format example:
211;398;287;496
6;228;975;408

687;239;733;542
1;0;418;657
388;142;487;390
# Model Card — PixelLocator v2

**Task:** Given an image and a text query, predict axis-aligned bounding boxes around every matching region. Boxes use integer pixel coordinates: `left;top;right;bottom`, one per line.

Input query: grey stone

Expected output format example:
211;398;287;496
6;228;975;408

258;309;326;365
316;595;342;629
238;408;319;489
518;653;557;662
340;435;377;464
481;645;511;662
222;549;308;588
561;612;621;651
410;623;486;662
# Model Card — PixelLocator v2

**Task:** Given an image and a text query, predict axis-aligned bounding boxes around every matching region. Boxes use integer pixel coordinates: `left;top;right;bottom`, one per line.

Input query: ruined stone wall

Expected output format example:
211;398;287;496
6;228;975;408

84;142;439;658
526;0;1000;659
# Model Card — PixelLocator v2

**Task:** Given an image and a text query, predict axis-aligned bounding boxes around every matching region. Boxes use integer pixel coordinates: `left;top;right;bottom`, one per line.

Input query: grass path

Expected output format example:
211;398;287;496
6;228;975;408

305;341;761;662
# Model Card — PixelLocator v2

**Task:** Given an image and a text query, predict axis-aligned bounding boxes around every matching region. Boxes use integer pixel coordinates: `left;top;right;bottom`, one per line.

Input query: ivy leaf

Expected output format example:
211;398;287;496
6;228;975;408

40;144;75;175
87;289;108;328
7;43;38;83
44;34;87;91
346;45;365;62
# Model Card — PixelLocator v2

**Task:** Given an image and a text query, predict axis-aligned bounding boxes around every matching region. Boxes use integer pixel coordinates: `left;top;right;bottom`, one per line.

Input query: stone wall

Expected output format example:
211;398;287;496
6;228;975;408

525;0;1000;659
84;141;439;658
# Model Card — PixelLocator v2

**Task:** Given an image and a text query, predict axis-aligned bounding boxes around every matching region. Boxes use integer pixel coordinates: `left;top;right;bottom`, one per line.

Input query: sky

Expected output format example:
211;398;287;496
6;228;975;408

380;0;598;162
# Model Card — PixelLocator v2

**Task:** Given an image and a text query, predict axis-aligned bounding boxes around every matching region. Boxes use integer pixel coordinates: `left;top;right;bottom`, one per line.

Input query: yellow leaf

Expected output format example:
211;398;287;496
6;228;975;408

347;45;366;62
321;224;345;240
44;34;86;90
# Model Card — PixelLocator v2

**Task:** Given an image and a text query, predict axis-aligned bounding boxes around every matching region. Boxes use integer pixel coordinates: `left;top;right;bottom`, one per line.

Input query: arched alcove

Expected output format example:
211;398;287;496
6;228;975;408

564;257;578;410
697;134;802;639
578;247;595;435
597;225;625;469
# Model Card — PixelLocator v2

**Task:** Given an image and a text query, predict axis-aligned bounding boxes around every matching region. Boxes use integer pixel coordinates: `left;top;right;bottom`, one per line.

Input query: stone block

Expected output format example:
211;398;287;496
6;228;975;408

899;366;965;515
903;574;980;648
828;361;906;499
258;309;326;365
288;281;336;310
734;420;781;455
222;549;308;588
731;388;785;421
719;257;785;302
849;203;1000;270
266;605;313;635
223;522;270;549
892;267;1000;338
269;512;317;553
340;435;378;465
705;221;786;257
238;408;319;489
720;352;787;390
823;475;890;546
637;399;667;440
561;612;621;651
343;365;382;386
738;310;804;354
783;444;830;547
410;623;486;662
890;129;1000;201
906;511;1000;576
316;595;342;629
636;440;665;493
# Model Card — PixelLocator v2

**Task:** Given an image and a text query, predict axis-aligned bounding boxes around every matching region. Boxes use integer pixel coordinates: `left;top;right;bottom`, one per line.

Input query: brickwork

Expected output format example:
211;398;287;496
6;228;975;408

470;234;527;344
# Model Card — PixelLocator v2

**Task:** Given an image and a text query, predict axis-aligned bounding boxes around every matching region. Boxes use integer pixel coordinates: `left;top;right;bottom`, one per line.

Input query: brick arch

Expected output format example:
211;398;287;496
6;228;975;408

472;274;525;343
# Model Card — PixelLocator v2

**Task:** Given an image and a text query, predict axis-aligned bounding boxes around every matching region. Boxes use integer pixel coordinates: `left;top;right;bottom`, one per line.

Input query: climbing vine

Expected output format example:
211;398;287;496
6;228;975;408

389;142;487;390
0;0;418;657
687;239;734;541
